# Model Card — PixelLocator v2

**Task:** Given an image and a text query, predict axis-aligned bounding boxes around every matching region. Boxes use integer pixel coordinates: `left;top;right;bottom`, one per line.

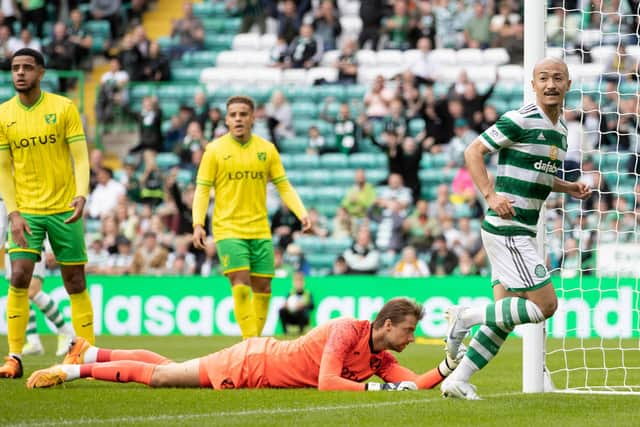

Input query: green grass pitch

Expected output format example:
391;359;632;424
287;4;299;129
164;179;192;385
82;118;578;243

1;336;639;427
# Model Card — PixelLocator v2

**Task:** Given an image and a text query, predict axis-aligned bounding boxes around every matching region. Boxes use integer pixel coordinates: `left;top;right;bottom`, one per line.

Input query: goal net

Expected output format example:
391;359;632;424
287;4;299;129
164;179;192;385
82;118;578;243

542;0;640;393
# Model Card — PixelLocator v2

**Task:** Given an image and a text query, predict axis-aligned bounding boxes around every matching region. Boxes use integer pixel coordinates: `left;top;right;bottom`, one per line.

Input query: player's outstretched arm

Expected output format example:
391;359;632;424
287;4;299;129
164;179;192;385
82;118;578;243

0;148;18;214
273;178;310;232
192;148;216;249
552;177;592;200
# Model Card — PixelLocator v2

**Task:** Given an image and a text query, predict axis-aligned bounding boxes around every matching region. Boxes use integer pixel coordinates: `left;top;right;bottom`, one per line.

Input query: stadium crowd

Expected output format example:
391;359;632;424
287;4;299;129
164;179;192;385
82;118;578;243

9;0;639;278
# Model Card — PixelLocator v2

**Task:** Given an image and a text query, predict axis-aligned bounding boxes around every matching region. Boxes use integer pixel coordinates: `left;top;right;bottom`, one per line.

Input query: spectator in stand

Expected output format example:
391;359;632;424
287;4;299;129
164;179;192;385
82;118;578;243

455;216;481;257
343;225;380;274
127;0;147;30
414;0;437;48
306;125;326;155
196;238;219;277
331;206;354;239
450;163;476;206
364;75;394;119
200;106;227;141
104;236;134;275
403;199;440;253
175;120;206;169
0;2;19;34
43;22;76;92
233;0;268;34
68;9;93;71
453;249;478;275
335;38;358;84
278;0;300;44
0;25;11;70
428;235;458;276
272;204;302;249
265;90;294;144
8;27;41;53
99;213;123;254
464;1;491;49
274;246;295;278
129;96;163;154
165;169;196;235
19;0;46;38
371;173;412;253
447;118;478;169
580;158;613;212
493;20;523;64
332;255;348;275
130;231;169;275
393;246;430;277
268;35;289;68
85;238;110;274
132;25;151;62
143;41;171;82
321;101;360;154
118;33;144;81
279;271;314;335
166;236;196;276
87;168;126;220
139;150;165;207
490;0;520;37
408;37;438;86
381;98;408;140
192;92;209;120
96;58;129;124
429;184;455;219
358;0;385;49
170;1;204;57
546;7;579;49
165;105;195;150
286;23;324;69
341;169;377;219
283;243;311;276
90;0;122;39
383;0;412;50
313;0;341;51
306;208;329;238
89;148;104;192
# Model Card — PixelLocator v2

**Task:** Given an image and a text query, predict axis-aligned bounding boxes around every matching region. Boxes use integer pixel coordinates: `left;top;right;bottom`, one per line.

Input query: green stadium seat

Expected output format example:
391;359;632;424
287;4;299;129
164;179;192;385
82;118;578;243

280;137;309;153
293;118;315;136
129;83;155;99
419;169;446;185
281;86;315;102
349;152;378;169
0;86;14;101
315;203;339;218
366;168;388;184
223;18;242;33
240;87;271;105
420;185;439;201
181;51;218;67
205;34;234;51
156;153;180;170
85;20;110;39
280;153;293;169
295;186;317;205
305;253;337;269
315;120;334;137
295;236;326;253
171;67;203;82
292;102;318;119
325;237;352;254
177;169;194;187
430;153;449;168
192;2;216;17
160;101;180;117
510;85;524;101
320;153;349;169
202;18;225;32
345;85;367;101
312;85;345;103
288;153;319;170
286;170;308;186
508;98;523;111
157;36;178;51
453;203;472;218
306;170;332;185
315;187;345;205
486;99;509;115
493;82;514;101
433;82;449;98
408;118;425;137
331;169;356;186
91;36;106;53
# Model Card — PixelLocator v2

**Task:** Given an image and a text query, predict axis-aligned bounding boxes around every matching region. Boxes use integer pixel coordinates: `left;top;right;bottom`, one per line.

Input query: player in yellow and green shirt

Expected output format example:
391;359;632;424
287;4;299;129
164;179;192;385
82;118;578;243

0;49;94;379
192;96;310;339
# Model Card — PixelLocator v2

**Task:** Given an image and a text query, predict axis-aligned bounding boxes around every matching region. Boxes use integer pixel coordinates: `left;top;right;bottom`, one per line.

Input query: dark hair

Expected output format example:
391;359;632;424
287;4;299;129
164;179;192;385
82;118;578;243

12;48;45;67
226;95;255;111
372;298;424;329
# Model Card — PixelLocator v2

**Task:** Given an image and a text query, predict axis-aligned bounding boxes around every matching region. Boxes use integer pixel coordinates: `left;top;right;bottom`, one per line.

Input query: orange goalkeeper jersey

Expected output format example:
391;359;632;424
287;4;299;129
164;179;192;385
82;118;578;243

200;318;445;390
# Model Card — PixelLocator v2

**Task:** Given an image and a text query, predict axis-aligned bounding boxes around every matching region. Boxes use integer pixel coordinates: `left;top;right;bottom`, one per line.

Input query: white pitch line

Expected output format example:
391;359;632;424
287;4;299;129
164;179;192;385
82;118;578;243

14;392;523;427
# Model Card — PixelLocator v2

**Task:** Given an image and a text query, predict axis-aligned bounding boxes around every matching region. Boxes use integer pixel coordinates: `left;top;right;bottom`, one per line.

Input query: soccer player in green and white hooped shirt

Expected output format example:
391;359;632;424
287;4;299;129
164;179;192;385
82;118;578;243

440;58;592;400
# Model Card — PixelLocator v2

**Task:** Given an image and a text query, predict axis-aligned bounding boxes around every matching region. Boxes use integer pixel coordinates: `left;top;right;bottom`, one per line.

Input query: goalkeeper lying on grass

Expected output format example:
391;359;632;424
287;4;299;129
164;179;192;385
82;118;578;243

28;298;464;391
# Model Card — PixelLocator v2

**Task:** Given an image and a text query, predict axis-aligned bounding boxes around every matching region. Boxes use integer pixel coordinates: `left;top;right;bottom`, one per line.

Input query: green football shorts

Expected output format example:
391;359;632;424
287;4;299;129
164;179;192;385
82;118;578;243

8;211;87;265
216;238;275;277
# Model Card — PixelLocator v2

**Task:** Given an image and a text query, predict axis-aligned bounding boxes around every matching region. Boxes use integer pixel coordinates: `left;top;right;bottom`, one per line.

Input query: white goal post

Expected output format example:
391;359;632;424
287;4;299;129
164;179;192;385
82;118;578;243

523;0;640;394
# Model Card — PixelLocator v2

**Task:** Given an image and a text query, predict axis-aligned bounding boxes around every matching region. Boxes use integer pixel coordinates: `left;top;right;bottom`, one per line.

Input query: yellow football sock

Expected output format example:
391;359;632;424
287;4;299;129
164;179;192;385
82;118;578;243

253;292;271;336
69;290;95;344
232;285;257;339
6;286;29;355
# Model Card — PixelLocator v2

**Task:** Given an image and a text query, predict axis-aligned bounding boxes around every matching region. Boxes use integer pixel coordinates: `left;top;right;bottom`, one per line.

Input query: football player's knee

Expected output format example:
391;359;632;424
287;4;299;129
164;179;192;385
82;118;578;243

11;266;32;288
539;298;558;319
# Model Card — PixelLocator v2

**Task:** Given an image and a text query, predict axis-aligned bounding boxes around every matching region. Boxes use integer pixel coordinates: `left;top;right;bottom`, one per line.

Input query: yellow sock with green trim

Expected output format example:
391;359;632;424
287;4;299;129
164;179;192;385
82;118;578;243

7;286;29;355
232;285;257;339
253;292;271;336
69;290;95;344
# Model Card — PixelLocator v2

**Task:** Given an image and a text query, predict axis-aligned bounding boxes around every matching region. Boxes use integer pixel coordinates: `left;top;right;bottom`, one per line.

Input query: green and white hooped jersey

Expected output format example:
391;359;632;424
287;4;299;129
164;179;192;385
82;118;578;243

479;103;568;237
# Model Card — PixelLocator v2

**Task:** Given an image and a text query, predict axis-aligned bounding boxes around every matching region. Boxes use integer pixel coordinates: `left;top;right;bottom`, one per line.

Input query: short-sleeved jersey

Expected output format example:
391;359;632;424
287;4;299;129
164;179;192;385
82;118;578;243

0;92;86;214
195;132;286;241
478;103;567;236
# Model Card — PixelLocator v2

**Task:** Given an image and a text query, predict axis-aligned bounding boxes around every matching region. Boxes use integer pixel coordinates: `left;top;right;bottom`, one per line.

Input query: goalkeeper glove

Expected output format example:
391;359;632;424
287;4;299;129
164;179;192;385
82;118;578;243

438;343;467;377
366;381;418;391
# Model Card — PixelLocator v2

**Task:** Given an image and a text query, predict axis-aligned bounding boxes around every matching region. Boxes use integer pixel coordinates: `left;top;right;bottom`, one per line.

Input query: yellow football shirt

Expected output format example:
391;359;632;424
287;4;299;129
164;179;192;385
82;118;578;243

195;133;287;241
0;91;87;214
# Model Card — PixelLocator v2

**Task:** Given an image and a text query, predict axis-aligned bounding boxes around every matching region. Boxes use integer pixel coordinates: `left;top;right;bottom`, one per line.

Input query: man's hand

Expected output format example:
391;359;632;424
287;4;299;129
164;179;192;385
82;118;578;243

193;225;207;249
366;381;417;391
567;182;592;200
300;216;312;233
486;192;516;219
9;211;31;248
64;196;86;224
438;343;468;377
